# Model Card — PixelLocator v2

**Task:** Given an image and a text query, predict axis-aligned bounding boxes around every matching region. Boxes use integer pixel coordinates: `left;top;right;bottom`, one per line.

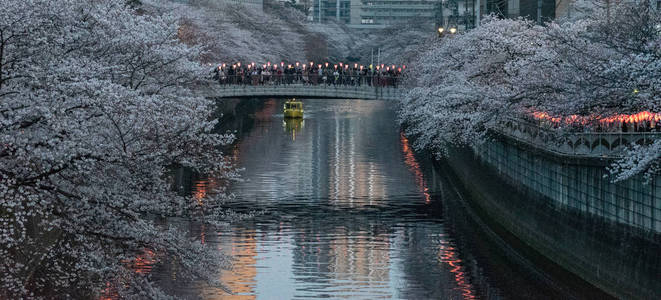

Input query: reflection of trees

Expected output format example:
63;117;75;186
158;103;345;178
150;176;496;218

288;216;393;297
171;99;494;298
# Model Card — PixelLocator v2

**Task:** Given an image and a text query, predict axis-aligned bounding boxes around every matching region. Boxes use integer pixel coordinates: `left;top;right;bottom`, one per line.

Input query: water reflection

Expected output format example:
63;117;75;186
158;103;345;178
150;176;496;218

283;118;304;141
157;98;597;299
174;99;471;299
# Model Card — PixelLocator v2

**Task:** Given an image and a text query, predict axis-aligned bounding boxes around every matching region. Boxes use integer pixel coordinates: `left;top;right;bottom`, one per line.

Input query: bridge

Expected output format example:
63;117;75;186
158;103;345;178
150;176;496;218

206;84;406;101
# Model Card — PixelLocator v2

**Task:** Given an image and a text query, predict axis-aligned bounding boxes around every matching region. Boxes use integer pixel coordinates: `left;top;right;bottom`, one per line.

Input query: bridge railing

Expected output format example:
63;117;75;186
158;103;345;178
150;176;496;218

497;117;661;158
208;76;407;100
212;75;403;88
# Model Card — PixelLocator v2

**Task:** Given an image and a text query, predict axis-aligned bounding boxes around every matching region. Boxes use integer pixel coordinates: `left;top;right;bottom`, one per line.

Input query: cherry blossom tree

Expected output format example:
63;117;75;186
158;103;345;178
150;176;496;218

401;1;660;180
399;17;543;155
1;0;238;298
142;0;428;65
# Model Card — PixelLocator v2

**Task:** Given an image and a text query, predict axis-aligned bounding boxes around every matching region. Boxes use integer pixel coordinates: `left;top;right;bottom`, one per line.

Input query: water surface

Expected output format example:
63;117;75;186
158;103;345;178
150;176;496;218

158;98;606;299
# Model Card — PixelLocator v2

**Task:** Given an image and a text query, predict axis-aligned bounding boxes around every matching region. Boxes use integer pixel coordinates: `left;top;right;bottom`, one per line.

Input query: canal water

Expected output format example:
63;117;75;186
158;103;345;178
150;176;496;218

157;98;610;299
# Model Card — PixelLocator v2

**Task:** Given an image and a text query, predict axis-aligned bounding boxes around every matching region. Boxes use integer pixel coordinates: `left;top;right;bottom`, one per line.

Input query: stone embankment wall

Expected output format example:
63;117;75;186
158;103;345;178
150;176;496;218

444;134;660;299
477;137;660;234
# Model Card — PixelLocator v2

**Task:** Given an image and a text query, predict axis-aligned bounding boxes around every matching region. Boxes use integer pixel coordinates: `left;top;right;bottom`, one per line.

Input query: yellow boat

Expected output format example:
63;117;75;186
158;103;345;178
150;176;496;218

284;98;303;118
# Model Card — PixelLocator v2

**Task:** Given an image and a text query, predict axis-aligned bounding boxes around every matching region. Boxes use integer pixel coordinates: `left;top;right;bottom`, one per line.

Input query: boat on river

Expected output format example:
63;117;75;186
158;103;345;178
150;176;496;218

284;98;303;118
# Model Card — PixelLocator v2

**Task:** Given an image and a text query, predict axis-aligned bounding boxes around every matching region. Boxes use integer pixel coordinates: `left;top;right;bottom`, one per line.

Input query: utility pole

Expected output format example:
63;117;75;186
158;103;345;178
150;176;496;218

537;0;542;24
371;48;374;67
377;48;381;67
319;0;322;23
336;0;340;21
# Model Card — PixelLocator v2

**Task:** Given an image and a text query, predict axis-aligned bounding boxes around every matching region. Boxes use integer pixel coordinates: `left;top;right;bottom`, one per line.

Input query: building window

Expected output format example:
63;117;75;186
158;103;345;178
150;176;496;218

361;17;374;24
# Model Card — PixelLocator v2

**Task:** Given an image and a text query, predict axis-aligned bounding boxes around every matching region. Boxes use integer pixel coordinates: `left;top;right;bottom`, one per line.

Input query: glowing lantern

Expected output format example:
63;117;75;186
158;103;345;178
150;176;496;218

325;62;329;68
296;62;300;67
317;64;321;69
267;61;271;67
281;62;284;67
339;62;343;67
334;64;338;69
237;62;241;67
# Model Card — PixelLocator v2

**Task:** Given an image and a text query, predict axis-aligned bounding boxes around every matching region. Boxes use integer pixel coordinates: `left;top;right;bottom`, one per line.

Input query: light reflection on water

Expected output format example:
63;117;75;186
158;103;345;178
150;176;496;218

138;98;613;300
168;99;477;299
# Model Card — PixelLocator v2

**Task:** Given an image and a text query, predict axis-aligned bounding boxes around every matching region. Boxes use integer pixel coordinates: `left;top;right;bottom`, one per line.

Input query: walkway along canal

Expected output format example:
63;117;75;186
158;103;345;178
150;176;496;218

156;98;623;299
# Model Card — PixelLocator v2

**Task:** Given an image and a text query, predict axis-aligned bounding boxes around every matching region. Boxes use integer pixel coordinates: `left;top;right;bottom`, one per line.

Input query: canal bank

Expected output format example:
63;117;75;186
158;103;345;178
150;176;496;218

438;135;660;299
164;97;626;299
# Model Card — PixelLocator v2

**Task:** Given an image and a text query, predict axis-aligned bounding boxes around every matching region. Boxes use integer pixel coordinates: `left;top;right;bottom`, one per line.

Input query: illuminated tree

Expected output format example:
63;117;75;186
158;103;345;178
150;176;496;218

0;0;237;298
401;2;661;180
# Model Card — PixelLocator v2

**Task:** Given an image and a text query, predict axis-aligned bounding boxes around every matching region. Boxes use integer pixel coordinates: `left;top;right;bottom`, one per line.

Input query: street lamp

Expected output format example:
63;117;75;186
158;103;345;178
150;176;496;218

437;27;444;35
449;27;457;34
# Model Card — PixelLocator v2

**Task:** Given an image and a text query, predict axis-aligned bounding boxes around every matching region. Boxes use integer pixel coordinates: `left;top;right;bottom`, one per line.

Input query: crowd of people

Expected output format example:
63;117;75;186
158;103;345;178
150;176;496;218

211;61;405;87
530;111;661;133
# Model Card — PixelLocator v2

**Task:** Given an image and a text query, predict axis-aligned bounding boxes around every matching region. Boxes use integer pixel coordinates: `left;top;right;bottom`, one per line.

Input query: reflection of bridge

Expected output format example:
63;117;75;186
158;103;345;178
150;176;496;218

206;84;406;100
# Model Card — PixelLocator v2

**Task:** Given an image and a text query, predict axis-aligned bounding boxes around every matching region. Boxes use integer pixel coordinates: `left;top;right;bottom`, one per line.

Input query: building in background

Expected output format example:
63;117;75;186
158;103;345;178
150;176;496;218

352;0;443;29
310;0;557;30
312;0;353;23
437;0;556;31
312;0;443;29
171;0;264;10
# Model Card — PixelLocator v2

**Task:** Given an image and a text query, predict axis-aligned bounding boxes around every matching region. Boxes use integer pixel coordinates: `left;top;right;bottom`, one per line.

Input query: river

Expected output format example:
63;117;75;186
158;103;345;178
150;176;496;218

155;98;609;299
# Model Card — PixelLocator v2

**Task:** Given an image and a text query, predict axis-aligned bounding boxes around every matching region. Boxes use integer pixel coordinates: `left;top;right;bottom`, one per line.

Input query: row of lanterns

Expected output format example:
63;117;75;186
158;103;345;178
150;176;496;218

217;61;406;72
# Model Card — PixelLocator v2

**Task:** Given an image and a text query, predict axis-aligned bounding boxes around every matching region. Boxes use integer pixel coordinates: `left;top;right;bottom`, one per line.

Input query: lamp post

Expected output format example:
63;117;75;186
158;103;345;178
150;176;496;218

437;26;458;37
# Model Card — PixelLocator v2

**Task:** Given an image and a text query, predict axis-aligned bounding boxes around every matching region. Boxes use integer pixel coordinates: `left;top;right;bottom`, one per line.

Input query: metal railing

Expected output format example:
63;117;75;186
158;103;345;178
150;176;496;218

207;75;406;100
212;74;402;88
497;117;661;158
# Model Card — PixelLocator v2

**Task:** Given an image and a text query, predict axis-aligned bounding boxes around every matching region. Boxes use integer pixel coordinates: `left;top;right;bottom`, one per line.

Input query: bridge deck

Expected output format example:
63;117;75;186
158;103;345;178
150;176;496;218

206;84;406;100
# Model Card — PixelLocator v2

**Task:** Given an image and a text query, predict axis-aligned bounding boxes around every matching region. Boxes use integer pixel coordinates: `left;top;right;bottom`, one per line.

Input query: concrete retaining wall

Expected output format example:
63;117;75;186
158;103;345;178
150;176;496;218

443;136;660;299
